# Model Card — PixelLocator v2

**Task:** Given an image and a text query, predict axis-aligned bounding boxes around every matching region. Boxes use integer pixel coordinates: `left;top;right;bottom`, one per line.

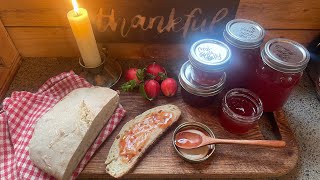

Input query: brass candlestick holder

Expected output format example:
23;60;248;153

79;50;122;87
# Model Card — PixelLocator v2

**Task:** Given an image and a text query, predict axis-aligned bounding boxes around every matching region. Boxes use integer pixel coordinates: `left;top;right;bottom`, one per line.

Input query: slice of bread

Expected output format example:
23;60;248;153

105;104;181;178
29;87;119;180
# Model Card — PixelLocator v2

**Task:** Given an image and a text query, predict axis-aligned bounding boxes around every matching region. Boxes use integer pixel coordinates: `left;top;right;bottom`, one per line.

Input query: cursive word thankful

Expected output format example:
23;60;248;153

95;8;229;38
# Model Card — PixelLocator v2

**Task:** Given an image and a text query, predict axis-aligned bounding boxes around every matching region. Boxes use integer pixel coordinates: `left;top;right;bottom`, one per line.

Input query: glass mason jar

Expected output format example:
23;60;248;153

223;19;265;88
220;88;263;134
179;61;226;107
188;39;231;86
248;38;310;112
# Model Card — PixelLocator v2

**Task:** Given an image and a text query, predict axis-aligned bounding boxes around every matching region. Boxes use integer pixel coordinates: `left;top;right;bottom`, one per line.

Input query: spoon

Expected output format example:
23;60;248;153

175;129;286;149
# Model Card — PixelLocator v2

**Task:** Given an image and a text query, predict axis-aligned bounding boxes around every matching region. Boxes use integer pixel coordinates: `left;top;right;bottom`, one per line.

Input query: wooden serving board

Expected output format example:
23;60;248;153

78;58;298;179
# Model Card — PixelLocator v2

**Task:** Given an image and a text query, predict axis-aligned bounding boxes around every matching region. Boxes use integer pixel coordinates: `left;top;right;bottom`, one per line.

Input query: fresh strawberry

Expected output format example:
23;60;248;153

125;68;140;83
161;78;178;97
146;62;167;82
140;80;160;100
121;68;145;92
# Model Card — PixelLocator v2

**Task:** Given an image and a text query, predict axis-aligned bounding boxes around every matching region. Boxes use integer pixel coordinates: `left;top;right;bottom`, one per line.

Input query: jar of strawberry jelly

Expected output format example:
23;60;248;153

179;61;226;107
248;38;310;112
220;88;263;134
223;19;265;88
189;39;231;86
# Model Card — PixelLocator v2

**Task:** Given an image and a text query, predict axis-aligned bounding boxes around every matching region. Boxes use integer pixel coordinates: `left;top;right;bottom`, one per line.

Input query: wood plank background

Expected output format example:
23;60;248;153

0;19;21;100
0;0;319;57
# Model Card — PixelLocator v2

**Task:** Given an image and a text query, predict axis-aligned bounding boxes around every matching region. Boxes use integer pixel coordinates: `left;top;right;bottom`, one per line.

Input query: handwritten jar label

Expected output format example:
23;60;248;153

270;42;303;63
195;43;228;63
230;22;261;40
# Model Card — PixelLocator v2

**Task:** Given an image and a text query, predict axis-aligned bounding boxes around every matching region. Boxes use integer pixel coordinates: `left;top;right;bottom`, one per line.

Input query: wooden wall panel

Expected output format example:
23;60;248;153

0;20;20;67
237;0;320;29
0;19;21;100
0;0;319;57
0;0;319;29
6;27;320;58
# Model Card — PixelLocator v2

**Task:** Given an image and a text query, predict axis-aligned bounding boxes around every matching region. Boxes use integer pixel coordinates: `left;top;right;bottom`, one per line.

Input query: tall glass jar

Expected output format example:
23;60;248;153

248;38;310;112
189;39;231;86
223;19;265;88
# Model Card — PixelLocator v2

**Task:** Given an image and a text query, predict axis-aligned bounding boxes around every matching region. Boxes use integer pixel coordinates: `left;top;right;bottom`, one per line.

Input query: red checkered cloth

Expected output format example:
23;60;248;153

0;71;126;180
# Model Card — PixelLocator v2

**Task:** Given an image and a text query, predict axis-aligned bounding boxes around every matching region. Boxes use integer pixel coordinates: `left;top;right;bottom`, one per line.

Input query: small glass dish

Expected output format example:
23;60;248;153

172;122;215;163
79;50;122;87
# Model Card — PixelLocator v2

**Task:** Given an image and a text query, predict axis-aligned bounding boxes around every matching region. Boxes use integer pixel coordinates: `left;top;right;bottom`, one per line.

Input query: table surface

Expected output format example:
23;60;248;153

4;58;320;179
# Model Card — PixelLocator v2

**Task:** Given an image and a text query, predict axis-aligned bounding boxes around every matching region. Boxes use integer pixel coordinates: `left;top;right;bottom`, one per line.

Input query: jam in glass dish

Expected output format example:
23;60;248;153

248;38;310;112
188;39;231;86
223;19;265;88
179;61;226;107
220;88;263;134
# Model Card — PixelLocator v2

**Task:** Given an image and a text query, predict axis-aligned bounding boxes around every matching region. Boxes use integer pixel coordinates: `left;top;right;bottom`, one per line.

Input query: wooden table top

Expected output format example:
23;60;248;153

77;58;298;179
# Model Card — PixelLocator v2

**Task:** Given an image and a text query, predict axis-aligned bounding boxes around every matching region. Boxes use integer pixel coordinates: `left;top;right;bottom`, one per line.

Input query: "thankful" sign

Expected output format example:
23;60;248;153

91;0;239;43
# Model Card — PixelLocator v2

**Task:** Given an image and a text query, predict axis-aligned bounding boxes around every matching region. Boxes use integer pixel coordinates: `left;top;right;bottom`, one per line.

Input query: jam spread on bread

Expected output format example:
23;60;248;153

119;111;174;162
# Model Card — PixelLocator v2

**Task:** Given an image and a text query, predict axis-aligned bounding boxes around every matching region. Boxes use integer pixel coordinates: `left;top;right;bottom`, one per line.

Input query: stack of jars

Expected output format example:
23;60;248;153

179;19;310;134
178;39;230;107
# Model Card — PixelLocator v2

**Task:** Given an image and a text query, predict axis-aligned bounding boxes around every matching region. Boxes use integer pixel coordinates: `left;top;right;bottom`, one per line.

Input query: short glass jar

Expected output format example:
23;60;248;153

220;88;263;134
248;38;310;112
179;61;226;107
223;19;265;88
189;39;231;86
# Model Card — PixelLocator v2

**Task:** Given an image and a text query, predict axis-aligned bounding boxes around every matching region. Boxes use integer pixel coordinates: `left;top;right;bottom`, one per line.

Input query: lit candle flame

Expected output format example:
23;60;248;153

72;0;79;15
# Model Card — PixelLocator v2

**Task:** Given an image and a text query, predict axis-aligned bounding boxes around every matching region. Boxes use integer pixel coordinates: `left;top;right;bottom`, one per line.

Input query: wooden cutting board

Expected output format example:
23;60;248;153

78;58;298;179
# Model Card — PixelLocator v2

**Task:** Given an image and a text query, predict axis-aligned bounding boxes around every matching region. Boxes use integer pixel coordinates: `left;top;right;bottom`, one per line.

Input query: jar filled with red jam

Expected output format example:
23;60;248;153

189;39;231;86
248;38;310;112
223;19;265;88
179;61;226;107
220;88;263;134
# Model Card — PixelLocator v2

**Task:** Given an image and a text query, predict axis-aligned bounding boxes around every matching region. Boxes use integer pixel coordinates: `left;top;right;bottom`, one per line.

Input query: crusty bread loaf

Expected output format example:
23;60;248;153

29;87;119;180
105;104;181;178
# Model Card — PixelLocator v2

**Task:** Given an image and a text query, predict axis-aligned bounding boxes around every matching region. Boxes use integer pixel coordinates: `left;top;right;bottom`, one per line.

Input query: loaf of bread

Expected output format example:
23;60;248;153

105;104;181;178
29;87;119;180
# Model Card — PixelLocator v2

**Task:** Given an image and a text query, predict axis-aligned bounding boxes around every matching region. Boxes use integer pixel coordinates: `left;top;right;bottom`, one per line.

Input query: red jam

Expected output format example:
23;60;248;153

223;19;265;88
191;66;224;86
226;47;261;88
247;38;310;112
181;87;216;107
248;59;302;112
174;130;203;148
189;39;231;86
119;111;174;162
219;88;263;134
179;61;226;107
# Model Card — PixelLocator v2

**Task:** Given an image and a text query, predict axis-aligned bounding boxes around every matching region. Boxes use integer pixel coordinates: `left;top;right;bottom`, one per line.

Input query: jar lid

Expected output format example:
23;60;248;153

223;19;265;49
172;122;215;163
189;39;231;72
179;61;226;97
262;38;310;73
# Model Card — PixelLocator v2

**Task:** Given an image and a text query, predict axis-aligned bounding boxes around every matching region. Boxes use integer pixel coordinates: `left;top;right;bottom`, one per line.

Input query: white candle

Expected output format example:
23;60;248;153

67;0;101;68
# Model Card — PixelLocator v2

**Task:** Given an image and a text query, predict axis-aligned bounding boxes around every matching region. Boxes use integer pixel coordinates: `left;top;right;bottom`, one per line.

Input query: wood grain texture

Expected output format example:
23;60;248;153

76;59;298;179
5;27;320;57
236;0;320;30
0;19;21;100
0;0;319;29
0;20;20;67
0;0;319;57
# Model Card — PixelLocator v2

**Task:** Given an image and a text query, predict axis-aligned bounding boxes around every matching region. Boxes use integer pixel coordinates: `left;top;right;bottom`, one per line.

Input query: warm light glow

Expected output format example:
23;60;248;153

72;0;79;14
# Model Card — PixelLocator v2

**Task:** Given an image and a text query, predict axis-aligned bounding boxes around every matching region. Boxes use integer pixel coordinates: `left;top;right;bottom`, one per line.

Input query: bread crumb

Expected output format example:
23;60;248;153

80;100;94;126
